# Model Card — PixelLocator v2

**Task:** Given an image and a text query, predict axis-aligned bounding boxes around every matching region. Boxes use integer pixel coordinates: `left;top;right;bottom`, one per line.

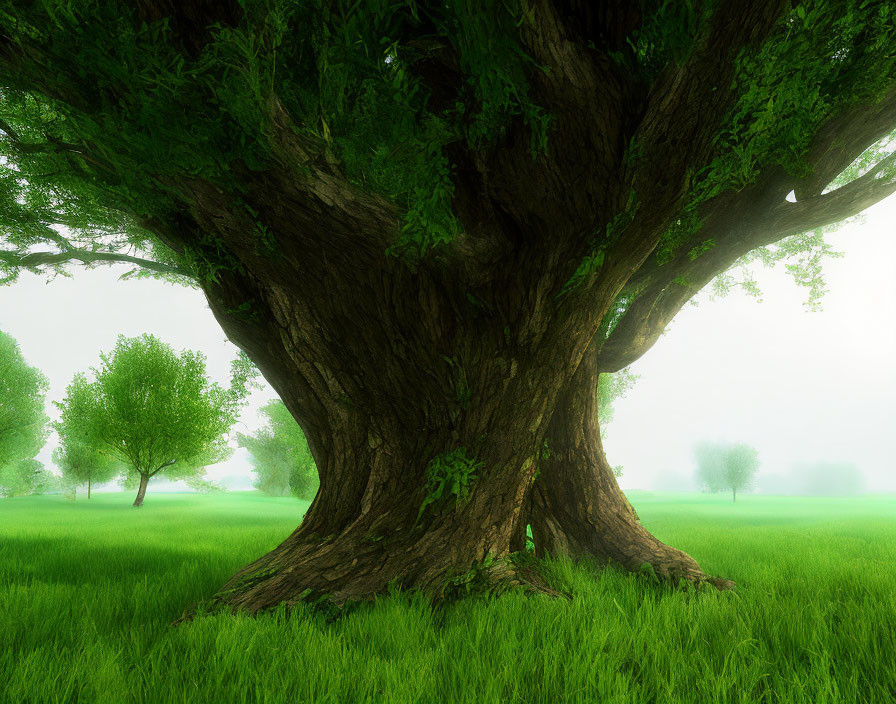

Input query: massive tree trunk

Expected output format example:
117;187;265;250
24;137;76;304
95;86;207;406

201;275;587;614
133;474;149;508
529;347;735;589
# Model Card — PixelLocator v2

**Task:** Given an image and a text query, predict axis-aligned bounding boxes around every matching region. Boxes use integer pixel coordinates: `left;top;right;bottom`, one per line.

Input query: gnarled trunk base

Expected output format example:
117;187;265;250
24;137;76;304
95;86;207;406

531;351;735;591
176;522;567;625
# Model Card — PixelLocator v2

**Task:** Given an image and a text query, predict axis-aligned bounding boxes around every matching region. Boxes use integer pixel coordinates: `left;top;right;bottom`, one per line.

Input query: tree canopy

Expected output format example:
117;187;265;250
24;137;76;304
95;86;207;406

0;1;894;313
0;329;48;477
54;334;252;506
237;400;319;499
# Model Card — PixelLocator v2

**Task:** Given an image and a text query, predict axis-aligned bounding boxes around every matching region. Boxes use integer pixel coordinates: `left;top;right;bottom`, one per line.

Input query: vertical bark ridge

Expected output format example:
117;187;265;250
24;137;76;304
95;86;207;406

531;347;735;590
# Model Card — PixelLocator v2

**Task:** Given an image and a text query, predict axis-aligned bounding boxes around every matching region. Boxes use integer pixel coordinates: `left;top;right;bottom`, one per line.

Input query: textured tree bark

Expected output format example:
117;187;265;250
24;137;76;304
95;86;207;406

133;474;149;508
530;346;735;590
87;478;91;500
204;339;571;615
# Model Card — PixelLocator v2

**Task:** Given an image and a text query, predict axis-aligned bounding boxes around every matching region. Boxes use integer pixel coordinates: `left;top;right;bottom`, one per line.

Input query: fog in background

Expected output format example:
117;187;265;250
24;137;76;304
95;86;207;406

1;195;894;495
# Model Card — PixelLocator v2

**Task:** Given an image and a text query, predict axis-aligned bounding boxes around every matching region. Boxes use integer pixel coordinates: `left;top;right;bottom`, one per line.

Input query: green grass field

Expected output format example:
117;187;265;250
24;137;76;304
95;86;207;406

1;491;894;704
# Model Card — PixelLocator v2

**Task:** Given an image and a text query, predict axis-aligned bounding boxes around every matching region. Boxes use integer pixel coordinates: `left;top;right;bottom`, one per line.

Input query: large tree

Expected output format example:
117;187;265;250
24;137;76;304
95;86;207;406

0;329;48;477
1;2;895;614
55;334;249;506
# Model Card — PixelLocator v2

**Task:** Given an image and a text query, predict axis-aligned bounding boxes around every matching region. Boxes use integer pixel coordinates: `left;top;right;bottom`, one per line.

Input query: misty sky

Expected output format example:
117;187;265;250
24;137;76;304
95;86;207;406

1;196;894;493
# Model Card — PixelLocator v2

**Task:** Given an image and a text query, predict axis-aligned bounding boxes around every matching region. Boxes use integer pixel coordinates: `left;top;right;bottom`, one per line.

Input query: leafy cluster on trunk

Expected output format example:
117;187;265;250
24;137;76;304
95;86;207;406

416;447;483;524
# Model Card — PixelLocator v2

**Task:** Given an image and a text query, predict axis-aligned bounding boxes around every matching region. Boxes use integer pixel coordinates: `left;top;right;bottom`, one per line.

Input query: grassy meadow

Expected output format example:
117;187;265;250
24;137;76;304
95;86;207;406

1;490;895;704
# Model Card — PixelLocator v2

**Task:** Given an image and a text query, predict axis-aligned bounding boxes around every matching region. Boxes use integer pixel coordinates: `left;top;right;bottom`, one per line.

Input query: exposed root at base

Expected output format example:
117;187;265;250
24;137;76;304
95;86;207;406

172;552;570;626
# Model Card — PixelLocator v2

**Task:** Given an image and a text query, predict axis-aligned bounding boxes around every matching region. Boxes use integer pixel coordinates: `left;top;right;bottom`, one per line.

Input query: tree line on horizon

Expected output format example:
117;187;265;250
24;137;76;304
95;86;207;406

1;327;644;503
0;329;254;504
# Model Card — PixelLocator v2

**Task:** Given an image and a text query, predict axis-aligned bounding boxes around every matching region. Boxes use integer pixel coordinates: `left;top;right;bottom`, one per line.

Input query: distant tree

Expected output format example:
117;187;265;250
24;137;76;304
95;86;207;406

0;331;49;487
237;401;318;499
796;461;864;496
695;442;760;502
0;458;55;498
55;334;253;507
52;432;124;499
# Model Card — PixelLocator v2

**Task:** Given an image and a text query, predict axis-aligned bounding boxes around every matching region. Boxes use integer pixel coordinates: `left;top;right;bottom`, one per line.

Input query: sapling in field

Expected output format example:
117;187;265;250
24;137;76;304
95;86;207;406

54;334;254;507
695;442;760;502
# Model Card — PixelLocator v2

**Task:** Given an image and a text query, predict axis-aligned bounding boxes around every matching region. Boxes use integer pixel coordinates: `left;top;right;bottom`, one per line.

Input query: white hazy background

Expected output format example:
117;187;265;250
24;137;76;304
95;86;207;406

1;196;894;494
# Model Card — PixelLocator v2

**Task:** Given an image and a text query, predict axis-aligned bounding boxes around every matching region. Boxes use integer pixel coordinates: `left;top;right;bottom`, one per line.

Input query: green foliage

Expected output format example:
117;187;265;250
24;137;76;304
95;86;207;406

646;1;896;296
439;554;496;600
0;0;556;275
416;447;482;524
236;400;318;499
53;334;247;504
597;370;639;427
0;458;55;498
597;370;639;478
0;330;48;483
557;191;638;298
694;441;760;501
52;432;124;498
618;0;712;81
693;1;896;206
711;227;845;310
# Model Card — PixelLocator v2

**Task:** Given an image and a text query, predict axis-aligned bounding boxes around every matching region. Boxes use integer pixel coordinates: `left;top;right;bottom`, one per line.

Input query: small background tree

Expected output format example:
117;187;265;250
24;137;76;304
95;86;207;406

52;433;124;499
237;400;318;499
55;334;253;506
0;330;49;497
695;441;760;502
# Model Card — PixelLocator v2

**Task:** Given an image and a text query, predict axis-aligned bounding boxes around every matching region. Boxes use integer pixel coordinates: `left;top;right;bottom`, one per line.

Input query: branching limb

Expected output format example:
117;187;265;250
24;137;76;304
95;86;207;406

0;248;189;277
768;151;896;237
599;150;896;373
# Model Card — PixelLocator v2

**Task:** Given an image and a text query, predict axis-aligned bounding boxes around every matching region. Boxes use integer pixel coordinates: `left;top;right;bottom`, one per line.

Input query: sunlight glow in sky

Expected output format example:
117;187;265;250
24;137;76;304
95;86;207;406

1;196;894;494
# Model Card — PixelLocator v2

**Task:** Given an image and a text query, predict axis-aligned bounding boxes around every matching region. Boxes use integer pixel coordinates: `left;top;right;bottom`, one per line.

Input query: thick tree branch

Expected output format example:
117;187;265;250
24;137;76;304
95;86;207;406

598;70;896;373
0;248;189;277
795;85;896;200
767;151;896;237
0;118;117;173
598;151;896;372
